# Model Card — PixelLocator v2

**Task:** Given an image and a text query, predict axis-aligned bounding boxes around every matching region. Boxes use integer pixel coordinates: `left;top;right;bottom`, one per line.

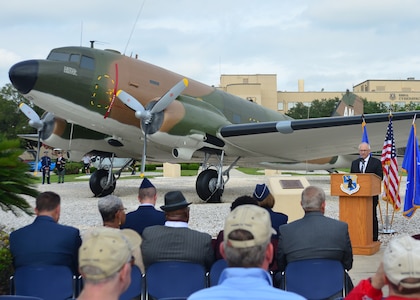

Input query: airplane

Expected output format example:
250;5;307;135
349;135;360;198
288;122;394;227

8;45;420;202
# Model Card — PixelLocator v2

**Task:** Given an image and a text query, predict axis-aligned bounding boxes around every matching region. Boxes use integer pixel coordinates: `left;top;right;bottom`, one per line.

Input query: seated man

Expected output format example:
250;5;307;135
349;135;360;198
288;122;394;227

346;235;420;300
276;186;353;291
77;228;141;300
122;178;165;235
141;190;215;271
10;191;82;274
188;205;305;300
96;194;145;274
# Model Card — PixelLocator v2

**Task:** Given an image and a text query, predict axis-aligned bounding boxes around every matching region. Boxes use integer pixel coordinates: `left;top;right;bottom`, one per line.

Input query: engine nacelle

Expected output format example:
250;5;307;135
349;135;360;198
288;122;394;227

172;148;196;160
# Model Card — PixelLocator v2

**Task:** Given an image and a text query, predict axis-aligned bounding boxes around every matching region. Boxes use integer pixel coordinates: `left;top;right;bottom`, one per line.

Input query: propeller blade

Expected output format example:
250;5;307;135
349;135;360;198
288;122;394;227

117;90;151;119
117;90;145;112
150;78;188;114
19;103;43;130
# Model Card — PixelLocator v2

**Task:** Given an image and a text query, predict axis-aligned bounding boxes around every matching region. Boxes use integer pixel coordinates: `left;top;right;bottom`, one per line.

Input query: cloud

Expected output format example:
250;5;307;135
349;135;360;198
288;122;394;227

2;0;420;92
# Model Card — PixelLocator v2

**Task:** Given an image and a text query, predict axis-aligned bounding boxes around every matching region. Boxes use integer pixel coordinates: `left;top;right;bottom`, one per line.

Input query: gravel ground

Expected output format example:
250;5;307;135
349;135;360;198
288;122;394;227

1;171;418;247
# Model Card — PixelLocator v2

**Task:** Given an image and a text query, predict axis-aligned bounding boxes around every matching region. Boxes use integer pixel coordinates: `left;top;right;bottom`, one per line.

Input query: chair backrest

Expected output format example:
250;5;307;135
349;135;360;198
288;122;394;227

13;265;76;300
0;296;44;300
119;265;143;300
145;261;207;299
208;259;228;286
284;258;345;300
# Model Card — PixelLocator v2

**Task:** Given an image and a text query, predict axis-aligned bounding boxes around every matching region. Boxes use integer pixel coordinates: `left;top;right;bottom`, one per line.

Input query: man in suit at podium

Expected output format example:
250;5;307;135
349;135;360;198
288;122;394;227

350;142;383;241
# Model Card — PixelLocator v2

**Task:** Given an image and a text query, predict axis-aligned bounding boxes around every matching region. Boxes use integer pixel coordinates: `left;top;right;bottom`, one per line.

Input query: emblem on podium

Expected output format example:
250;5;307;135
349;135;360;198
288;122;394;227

340;174;360;195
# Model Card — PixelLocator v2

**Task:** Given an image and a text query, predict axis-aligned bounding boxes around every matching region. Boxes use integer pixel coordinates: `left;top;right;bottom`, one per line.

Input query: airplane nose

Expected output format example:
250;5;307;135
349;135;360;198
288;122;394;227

9;60;39;94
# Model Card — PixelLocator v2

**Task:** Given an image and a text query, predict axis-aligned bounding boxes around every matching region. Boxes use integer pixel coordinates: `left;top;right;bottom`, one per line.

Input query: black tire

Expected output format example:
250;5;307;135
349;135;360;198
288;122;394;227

89;169;116;197
196;169;223;203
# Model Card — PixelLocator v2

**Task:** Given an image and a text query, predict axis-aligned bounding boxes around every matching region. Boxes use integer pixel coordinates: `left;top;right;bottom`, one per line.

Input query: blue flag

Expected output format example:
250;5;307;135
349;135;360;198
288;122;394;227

401;122;420;218
362;119;369;144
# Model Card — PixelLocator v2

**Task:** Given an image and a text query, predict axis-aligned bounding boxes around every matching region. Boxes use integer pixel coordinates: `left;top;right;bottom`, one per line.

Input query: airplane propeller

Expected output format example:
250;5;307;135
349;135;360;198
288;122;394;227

19;103;44;175
117;78;189;176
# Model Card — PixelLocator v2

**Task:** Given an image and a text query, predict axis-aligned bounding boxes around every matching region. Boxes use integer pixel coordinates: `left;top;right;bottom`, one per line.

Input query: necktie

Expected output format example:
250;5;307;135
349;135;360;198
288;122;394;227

360;160;365;173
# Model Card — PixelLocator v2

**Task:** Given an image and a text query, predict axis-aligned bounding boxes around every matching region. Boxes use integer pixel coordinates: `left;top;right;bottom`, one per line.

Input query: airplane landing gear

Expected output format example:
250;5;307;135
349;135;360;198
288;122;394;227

196;169;223;203
89;169;116;197
195;151;240;203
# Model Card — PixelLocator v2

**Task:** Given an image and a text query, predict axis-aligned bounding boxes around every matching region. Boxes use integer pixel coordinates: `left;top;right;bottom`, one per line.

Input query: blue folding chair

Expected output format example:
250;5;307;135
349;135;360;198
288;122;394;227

0;297;44;300
145;261;207;299
12;265;76;300
208;259;228;286
283;258;345;300
120;265;144;300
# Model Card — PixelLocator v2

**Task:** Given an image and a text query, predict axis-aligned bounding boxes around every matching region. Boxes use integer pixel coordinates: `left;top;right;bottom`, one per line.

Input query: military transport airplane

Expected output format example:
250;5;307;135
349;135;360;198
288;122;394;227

8;45;420;201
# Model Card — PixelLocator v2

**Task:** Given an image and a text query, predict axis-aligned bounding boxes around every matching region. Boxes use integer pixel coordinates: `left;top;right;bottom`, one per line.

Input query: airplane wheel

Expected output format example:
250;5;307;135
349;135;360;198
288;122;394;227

89;169;116;197
196;169;223;203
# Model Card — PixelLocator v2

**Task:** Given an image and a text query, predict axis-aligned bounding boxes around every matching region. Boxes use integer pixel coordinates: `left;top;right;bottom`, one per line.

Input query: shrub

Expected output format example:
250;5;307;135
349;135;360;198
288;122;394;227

66;162;83;174
180;163;200;170
0;226;13;295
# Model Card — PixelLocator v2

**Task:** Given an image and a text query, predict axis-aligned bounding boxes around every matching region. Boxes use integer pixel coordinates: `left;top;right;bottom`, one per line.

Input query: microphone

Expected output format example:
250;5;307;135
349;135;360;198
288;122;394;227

360;157;365;163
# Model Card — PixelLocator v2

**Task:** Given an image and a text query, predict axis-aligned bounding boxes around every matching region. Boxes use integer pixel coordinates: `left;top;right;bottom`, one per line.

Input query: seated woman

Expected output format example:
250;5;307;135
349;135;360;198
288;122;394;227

253;183;288;237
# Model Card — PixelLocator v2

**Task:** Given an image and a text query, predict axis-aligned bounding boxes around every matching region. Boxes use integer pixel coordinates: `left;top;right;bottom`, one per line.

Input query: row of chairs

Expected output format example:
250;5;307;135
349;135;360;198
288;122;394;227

7;260;225;300
7;258;347;300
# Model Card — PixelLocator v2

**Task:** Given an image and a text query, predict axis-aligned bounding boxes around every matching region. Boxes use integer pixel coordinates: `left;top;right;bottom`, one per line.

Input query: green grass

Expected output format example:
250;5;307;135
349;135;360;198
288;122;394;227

236;167;264;175
31;168;200;184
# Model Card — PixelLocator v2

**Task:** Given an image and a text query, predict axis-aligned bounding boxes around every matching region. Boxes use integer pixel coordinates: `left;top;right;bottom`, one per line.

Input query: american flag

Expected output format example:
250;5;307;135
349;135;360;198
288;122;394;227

381;117;401;210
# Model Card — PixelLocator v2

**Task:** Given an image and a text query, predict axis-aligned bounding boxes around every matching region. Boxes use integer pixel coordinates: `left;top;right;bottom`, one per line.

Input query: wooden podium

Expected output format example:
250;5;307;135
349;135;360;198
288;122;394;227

331;173;381;255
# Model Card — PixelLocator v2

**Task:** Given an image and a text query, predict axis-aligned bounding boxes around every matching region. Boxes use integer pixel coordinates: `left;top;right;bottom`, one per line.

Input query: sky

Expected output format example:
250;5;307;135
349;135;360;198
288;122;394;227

2;0;420;92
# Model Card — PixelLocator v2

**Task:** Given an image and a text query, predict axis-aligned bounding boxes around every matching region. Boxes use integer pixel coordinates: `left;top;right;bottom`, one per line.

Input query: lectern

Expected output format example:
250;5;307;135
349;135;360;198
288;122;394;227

331;173;381;255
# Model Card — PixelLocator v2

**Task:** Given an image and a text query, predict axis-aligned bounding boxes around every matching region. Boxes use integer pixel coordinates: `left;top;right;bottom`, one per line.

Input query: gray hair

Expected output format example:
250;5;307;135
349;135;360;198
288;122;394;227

98;195;123;222
223;229;270;267
301;186;325;211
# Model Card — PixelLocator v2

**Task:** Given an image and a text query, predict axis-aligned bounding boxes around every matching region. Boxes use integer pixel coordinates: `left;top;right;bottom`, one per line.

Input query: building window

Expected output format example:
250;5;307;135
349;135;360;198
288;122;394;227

277;102;284;111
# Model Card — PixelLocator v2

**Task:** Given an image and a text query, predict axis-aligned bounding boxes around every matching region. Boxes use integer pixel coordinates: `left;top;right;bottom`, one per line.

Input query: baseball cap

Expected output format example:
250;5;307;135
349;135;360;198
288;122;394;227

384;235;420;289
79;228;141;281
224;204;275;248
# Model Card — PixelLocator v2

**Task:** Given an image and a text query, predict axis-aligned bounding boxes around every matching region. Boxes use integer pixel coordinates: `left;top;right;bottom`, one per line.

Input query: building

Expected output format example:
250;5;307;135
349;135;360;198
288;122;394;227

219;75;420;113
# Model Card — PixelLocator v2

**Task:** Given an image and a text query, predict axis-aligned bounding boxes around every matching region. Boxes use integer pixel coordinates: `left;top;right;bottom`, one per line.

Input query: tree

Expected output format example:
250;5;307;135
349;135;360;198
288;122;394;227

0;83;44;141
0;136;39;216
286;98;340;119
362;99;388;114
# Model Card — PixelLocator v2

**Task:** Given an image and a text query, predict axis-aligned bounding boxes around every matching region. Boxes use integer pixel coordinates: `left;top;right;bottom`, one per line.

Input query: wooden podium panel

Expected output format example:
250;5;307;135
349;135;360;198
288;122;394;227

331;174;381;255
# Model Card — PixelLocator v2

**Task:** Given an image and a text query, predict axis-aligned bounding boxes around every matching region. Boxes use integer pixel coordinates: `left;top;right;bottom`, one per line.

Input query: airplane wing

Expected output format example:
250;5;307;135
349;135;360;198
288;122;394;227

219;111;416;162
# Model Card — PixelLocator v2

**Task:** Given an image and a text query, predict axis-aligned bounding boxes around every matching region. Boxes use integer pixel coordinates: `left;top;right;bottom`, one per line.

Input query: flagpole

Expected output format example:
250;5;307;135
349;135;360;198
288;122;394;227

380;111;398;234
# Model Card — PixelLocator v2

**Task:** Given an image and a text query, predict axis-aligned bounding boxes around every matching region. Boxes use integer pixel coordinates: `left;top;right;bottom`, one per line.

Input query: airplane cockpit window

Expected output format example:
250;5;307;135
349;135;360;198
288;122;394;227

47;51;94;70
70;54;80;63
80;55;95;70
47;52;70;62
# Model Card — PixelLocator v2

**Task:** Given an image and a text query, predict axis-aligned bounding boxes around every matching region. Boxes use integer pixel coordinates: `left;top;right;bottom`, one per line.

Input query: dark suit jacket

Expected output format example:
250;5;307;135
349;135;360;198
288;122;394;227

350;156;383;179
277;212;353;272
350;156;383;199
121;205;166;235
10;216;82;274
141;225;215;271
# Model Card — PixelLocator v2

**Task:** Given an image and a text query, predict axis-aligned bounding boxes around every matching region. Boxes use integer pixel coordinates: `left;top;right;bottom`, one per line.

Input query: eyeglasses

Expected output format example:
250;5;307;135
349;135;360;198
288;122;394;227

119;207;127;211
129;255;135;266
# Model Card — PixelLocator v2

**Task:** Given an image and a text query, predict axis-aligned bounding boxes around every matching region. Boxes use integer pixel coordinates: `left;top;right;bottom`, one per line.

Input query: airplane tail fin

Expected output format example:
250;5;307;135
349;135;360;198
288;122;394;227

331;89;363;117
